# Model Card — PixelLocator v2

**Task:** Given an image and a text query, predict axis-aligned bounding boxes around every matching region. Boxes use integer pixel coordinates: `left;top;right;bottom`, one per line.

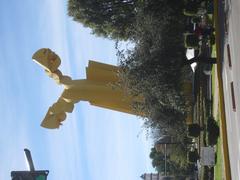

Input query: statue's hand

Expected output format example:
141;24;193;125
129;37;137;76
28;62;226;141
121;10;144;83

41;109;66;129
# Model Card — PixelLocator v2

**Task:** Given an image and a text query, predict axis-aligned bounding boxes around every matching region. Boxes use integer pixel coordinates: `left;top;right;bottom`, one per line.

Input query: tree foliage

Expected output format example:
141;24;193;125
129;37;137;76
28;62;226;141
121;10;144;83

149;146;191;175
68;0;186;40
169;144;189;168
116;3;191;135
67;0;199;175
68;0;139;39
68;0;194;140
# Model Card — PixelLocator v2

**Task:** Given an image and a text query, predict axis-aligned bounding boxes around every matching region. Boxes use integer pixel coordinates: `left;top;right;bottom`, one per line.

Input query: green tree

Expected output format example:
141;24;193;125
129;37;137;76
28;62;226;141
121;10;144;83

68;0;139;39
170;144;189;168
68;0;185;40
117;10;189;130
149;145;190;175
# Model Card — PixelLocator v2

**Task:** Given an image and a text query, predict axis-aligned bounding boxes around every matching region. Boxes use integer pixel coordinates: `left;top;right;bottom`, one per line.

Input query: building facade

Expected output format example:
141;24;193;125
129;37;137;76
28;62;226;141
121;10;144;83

140;173;195;180
140;173;161;180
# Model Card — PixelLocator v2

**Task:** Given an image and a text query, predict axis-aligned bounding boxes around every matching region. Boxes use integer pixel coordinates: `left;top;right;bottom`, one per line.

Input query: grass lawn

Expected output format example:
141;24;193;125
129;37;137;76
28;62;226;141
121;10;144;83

211;64;224;180
198;6;221;180
211;43;217;58
198;42;222;179
214;132;224;180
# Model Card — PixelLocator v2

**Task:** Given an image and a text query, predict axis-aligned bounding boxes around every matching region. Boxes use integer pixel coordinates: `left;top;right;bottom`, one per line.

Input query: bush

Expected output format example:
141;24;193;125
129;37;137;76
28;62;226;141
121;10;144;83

210;34;215;45
184;34;199;49
188;123;203;137
188;149;199;163
207;117;220;145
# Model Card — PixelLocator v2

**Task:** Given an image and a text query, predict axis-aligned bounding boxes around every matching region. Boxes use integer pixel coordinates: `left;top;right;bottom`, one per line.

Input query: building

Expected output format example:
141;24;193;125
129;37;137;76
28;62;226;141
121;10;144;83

140;173;195;180
140;173;161;180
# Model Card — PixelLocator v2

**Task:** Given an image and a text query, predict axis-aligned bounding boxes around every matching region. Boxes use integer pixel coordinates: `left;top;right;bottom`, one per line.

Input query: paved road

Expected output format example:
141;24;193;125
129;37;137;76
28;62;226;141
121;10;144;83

221;0;240;178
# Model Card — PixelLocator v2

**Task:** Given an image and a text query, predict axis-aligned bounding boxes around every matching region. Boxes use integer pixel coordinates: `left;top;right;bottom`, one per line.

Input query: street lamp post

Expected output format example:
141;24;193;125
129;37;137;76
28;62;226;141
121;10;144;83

24;149;35;171
11;149;49;180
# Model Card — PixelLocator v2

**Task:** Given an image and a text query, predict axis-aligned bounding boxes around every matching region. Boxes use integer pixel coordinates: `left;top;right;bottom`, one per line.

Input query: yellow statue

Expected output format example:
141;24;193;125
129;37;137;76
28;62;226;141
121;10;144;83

32;48;141;129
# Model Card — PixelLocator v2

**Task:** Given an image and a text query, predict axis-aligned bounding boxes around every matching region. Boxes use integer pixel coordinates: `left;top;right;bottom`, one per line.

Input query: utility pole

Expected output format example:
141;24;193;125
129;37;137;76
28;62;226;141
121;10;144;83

164;144;167;176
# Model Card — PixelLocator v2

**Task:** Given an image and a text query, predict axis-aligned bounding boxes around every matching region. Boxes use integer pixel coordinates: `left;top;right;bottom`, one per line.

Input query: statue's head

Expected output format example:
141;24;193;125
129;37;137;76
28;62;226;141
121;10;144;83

32;48;61;72
41;109;66;129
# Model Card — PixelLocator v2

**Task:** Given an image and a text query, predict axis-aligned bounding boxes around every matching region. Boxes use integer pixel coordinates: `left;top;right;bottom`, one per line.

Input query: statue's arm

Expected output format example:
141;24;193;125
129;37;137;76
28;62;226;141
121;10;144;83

45;70;72;85
32;48;73;85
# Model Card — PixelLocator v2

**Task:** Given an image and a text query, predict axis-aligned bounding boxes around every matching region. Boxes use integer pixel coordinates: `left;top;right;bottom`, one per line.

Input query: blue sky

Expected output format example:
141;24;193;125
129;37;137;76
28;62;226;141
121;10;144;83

0;1;154;179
